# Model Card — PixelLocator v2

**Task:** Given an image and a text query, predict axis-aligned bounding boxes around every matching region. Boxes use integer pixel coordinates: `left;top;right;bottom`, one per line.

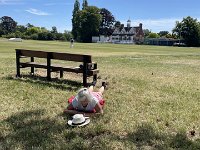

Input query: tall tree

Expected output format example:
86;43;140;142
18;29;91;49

0;16;17;33
173;16;200;47
114;21;121;28
148;32;159;38
78;6;102;42
99;8;115;36
16;25;27;33
26;23;34;28
143;29;151;37
72;0;80;40
82;0;88;10
158;31;169;37
51;26;58;33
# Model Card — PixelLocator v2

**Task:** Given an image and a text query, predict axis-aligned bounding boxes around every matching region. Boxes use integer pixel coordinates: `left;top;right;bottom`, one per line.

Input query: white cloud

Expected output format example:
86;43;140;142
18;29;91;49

0;0;22;5
25;8;51;16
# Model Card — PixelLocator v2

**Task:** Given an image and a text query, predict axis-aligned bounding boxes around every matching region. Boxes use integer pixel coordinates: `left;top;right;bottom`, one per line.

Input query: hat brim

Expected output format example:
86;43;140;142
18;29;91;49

68;117;90;127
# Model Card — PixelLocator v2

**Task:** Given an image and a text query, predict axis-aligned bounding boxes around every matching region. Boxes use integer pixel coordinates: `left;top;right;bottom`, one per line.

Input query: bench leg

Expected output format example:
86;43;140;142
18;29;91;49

60;70;63;78
16;50;21;77
83;74;87;87
47;53;51;81
93;74;97;82
31;57;34;75
47;70;51;81
16;65;20;77
92;63;97;83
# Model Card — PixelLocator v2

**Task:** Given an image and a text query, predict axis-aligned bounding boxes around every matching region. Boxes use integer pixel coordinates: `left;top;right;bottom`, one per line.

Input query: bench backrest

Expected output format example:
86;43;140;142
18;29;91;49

16;49;92;63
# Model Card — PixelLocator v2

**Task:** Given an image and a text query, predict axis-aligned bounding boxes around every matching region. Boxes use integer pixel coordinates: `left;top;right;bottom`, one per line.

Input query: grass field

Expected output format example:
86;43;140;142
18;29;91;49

0;38;200;149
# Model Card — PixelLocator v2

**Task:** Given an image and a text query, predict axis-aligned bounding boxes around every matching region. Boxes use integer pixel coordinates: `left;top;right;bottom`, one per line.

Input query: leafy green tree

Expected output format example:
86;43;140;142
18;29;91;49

26;27;40;35
173;16;200;47
3;33;16;38
0;16;17;33
38;32;48;40
47;32;55;40
114;21;121;28
72;0;80;40
0;27;5;36
30;34;38;40
63;30;72;41
55;33;64;40
59;35;66;41
82;0;88;10
15;31;22;38
40;27;48;32
77;6;102;42
51;26;58;33
26;23;34;28
120;24;124;30
99;8;115;36
158;31;169;37
143;29;151;37
16;25;27;33
148;32;159;38
165;33;174;38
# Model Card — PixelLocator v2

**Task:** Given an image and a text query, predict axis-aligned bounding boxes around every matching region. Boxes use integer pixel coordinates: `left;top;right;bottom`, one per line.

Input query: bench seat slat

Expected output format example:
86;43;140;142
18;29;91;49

20;62;48;69
52;53;91;62
20;62;99;75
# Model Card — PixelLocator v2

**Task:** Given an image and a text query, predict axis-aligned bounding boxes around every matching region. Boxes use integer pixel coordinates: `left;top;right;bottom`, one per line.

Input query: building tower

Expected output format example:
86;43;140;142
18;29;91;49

127;19;131;28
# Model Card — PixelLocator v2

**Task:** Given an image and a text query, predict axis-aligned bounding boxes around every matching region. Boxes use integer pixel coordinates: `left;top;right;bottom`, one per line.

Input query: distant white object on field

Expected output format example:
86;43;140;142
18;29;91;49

8;38;22;42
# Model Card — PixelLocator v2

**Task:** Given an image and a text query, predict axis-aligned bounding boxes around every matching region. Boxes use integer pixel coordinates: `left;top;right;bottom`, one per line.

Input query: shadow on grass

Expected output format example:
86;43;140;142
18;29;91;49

1;109;67;149
1;110;108;150
5;74;82;91
64;123;200;149
124;123;200;149
64;120;112;150
2;110;200;149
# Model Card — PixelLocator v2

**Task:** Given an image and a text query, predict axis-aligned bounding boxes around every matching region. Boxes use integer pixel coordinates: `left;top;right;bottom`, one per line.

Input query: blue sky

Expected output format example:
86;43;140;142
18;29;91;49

1;0;200;33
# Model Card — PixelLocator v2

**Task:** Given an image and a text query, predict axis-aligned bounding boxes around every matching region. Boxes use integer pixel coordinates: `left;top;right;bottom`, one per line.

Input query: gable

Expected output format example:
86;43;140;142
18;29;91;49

120;28;127;34
128;27;136;34
113;28;120;34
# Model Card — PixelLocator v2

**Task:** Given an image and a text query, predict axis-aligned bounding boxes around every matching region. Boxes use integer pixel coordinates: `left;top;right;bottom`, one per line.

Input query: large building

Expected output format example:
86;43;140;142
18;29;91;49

92;20;145;44
111;20;144;44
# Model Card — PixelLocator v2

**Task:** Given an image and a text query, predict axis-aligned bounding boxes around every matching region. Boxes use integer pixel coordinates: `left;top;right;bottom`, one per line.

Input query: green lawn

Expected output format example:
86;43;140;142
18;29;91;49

1;38;200;149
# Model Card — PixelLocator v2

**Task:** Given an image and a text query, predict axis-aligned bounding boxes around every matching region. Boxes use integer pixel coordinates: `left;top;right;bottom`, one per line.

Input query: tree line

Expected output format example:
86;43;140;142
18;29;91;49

0;16;72;41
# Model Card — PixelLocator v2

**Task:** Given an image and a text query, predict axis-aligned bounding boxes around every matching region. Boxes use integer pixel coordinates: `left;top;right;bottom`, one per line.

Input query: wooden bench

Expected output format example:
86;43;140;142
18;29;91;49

15;49;99;87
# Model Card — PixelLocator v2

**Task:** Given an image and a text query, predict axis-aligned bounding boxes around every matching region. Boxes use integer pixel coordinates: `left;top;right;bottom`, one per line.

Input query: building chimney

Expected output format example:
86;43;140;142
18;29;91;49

139;23;142;29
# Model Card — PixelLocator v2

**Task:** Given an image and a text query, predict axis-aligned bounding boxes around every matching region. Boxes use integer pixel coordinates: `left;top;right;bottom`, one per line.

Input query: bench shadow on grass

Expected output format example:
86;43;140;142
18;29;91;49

5;74;83;91
1;109;67;149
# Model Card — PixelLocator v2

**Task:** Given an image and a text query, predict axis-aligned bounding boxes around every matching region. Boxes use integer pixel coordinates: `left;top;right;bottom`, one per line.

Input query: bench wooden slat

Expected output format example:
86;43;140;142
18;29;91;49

52;53;91;62
20;62;99;75
20;62;48;69
16;49;92;62
16;49;48;58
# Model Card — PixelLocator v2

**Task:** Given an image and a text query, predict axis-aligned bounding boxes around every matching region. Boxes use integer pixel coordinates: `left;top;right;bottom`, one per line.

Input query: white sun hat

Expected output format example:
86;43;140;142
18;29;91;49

68;114;90;127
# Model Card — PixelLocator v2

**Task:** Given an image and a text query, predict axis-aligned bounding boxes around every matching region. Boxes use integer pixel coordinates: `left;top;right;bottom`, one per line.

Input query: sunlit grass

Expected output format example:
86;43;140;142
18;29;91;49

1;39;200;149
